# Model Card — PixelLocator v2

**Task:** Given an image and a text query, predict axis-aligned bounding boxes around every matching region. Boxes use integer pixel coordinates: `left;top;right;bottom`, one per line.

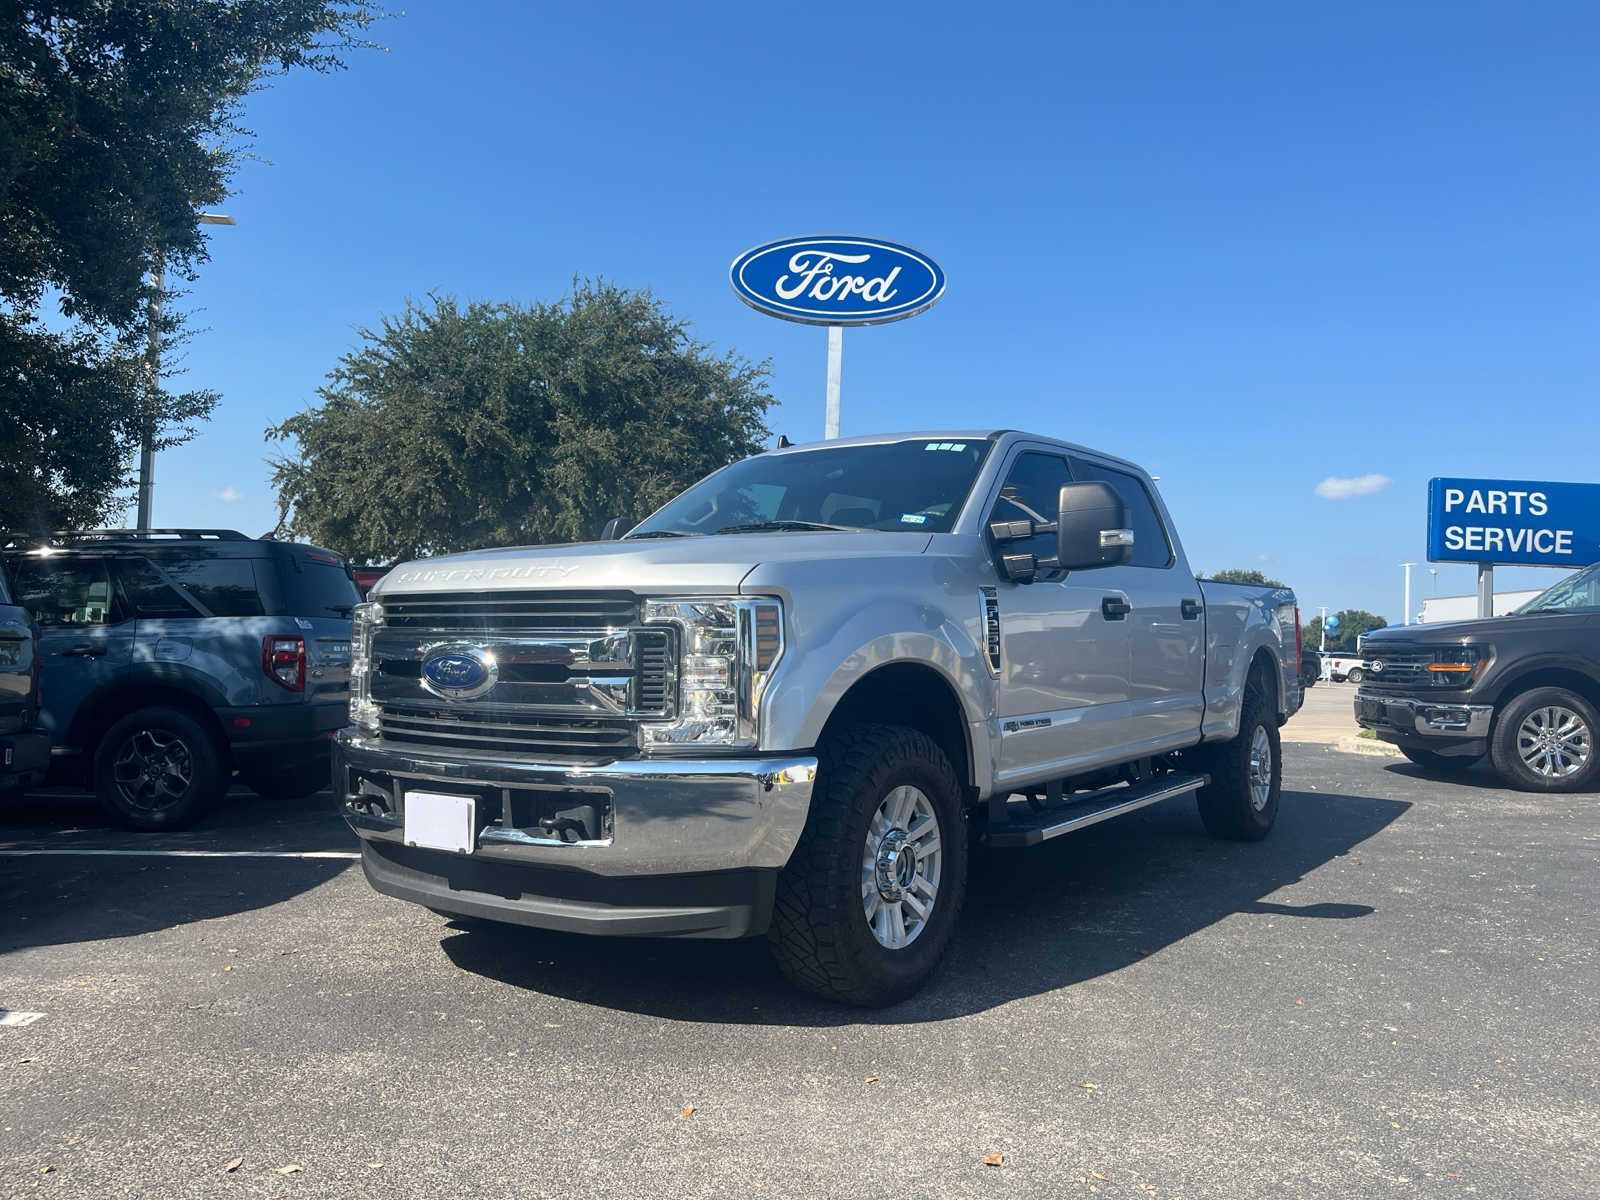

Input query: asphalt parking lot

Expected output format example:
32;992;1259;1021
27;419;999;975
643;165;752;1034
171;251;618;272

1;735;1596;1199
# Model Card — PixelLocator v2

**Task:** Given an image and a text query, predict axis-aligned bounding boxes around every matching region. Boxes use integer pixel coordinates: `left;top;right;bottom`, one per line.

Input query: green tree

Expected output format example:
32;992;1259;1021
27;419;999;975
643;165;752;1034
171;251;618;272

0;1;378;531
1203;567;1287;588
1305;609;1388;653
268;284;775;561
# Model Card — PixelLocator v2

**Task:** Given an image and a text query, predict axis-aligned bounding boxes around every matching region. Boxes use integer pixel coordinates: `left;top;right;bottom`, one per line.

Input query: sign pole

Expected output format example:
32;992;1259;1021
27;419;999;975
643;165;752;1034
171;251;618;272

824;325;843;440
1477;563;1495;619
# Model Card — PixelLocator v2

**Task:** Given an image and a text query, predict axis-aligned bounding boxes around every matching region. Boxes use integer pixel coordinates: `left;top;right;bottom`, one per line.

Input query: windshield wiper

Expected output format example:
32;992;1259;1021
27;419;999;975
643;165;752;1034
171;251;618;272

712;520;856;535
623;530;689;539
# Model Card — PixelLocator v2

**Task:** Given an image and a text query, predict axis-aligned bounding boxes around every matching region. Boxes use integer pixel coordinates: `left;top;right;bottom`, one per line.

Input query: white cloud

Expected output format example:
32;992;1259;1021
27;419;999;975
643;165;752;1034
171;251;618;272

1315;473;1391;501
215;486;241;503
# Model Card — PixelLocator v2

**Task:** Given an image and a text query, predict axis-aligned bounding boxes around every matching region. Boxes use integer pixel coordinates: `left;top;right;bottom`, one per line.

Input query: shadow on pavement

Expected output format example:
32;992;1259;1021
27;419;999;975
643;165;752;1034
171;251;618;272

441;786;1410;1025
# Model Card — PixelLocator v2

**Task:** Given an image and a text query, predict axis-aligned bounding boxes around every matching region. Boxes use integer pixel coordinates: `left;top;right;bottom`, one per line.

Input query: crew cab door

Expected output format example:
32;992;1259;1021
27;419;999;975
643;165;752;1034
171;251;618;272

1070;456;1206;754
6;554;135;749
987;450;1135;785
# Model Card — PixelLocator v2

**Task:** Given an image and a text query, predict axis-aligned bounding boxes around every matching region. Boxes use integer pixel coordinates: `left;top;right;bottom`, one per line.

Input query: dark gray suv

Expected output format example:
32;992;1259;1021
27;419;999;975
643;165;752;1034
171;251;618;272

3;529;356;829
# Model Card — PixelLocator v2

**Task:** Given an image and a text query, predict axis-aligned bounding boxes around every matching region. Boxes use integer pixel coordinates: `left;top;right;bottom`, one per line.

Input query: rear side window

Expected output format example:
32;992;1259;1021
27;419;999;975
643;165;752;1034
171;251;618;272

115;558;201;619
9;557;121;626
1070;458;1174;569
276;556;359;618
151;553;267;617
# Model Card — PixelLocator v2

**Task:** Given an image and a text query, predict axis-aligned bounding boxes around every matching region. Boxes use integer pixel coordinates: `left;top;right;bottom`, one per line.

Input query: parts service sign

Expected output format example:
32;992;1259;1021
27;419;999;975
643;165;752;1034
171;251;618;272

729;236;946;326
1428;477;1600;567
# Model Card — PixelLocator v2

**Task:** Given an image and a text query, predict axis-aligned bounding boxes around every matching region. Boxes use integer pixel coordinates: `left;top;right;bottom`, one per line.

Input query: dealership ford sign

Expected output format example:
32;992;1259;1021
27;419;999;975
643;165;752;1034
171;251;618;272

729;236;946;326
1428;477;1600;568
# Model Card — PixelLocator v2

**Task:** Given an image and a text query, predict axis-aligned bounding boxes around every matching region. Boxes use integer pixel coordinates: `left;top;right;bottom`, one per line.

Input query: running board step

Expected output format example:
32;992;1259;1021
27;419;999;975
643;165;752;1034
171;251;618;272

986;771;1210;849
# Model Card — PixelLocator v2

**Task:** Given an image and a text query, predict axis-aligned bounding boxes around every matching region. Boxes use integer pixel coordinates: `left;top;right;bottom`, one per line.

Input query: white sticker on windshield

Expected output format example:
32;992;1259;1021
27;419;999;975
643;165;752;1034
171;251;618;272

923;442;968;452
899;513;928;525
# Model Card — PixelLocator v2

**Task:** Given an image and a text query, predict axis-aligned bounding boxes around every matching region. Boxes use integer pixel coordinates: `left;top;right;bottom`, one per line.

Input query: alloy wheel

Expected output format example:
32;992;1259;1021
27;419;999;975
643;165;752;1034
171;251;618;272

860;785;942;950
1248;725;1274;812
1516;705;1591;779
111;729;195;813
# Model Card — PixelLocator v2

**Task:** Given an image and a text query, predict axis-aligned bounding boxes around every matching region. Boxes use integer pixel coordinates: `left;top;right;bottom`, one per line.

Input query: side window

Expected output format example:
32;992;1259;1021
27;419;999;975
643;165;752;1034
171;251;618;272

115;558;201;619
151;554;267;617
8;557;121;626
1070;458;1174;568
990;452;1072;562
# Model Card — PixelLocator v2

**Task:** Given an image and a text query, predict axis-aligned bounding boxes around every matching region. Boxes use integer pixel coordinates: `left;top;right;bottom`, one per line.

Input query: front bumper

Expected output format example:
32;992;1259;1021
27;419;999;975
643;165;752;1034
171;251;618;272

1354;692;1494;755
335;732;817;938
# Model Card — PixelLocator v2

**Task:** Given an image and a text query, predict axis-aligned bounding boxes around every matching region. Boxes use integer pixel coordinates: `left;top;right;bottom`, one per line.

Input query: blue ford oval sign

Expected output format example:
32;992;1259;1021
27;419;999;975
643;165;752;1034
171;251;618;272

729;236;946;326
420;646;498;701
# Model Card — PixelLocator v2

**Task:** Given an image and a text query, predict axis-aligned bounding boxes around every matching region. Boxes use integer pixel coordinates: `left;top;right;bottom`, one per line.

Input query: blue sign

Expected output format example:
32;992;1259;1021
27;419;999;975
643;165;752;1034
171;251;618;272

1428;477;1600;567
729;236;946;326
420;647;498;700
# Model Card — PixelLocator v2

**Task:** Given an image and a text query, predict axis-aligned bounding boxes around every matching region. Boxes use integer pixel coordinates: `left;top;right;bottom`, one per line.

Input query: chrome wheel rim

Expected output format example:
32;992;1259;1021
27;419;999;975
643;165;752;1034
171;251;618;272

111;729;194;812
861;785;942;950
1516;705;1591;779
1248;726;1273;812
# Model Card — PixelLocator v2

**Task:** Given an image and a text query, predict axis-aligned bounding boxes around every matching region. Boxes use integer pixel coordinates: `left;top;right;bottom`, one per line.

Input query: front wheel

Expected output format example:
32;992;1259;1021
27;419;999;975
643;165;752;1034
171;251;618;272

1193;687;1281;841
94;707;227;831
1490;687;1600;793
768;725;968;1007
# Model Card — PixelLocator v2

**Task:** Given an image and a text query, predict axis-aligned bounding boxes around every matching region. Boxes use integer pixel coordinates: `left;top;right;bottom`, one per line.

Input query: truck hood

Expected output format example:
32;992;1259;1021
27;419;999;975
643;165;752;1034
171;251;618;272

1364;612;1569;643
374;531;934;596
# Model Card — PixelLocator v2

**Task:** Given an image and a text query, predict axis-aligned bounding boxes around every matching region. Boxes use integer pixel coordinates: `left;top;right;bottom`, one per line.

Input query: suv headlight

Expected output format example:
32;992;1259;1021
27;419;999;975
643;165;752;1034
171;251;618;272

349;601;383;732
640;597;784;752
1426;645;1489;687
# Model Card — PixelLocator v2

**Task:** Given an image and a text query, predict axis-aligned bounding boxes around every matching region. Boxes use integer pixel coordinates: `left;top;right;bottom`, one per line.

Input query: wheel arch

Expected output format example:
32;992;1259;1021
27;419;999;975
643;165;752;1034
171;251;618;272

816;661;977;803
1485;665;1600;732
73;679;231;766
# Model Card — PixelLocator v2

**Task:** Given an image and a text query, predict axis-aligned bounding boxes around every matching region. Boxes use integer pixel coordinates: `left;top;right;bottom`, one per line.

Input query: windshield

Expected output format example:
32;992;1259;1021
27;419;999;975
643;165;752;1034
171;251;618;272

1514;562;1600;614
627;438;994;538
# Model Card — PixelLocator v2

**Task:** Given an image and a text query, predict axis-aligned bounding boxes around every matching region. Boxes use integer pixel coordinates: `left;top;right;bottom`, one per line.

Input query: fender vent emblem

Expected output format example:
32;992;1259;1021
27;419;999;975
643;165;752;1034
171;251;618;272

981;587;1001;676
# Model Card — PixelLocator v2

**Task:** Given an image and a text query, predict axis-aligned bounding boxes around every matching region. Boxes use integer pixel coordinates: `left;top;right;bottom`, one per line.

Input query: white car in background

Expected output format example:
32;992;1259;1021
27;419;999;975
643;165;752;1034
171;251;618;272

1320;652;1369;683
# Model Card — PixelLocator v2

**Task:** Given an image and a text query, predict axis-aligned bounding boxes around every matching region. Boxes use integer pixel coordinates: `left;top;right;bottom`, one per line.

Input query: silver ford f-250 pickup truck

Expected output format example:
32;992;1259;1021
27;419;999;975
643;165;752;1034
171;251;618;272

340;431;1303;1004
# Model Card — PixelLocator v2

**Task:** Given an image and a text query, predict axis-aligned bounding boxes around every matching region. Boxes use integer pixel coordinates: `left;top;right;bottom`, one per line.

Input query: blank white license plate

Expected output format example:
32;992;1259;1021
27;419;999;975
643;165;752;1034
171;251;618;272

404;791;477;854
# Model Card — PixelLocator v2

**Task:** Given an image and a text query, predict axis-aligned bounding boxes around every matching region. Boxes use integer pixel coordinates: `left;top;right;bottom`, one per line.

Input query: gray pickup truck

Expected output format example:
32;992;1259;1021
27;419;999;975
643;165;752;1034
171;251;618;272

339;431;1303;1004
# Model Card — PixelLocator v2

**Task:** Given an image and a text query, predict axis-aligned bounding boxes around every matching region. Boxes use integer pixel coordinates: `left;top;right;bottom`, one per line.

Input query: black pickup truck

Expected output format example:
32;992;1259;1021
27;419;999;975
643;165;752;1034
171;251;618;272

1355;561;1600;791
0;561;48;798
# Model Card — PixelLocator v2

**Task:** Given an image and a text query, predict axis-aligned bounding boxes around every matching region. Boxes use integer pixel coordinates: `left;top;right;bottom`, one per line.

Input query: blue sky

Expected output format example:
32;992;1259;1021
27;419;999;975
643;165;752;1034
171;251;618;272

152;2;1599;620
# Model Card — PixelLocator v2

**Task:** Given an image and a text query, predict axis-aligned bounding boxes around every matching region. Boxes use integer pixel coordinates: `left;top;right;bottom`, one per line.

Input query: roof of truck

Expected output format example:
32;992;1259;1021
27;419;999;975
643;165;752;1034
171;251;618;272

764;429;1147;476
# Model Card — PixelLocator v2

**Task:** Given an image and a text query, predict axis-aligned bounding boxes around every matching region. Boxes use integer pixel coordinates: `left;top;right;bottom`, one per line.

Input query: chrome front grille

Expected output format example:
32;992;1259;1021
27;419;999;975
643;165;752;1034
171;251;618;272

370;589;674;762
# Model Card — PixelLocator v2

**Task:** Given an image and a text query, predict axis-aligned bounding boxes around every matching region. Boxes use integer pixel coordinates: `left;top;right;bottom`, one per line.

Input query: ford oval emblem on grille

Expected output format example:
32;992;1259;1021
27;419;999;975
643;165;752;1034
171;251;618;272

1370;660;1385;673
420;646;498;700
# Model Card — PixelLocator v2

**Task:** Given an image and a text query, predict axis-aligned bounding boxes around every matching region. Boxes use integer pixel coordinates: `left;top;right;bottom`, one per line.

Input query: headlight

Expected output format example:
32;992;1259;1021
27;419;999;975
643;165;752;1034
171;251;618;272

349;601;383;732
1426;645;1488;687
640;597;784;752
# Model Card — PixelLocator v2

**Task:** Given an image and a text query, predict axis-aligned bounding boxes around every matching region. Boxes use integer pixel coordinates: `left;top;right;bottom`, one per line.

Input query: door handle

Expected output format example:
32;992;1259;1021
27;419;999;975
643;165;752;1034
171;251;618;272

61;644;107;658
1181;598;1203;620
1101;595;1131;620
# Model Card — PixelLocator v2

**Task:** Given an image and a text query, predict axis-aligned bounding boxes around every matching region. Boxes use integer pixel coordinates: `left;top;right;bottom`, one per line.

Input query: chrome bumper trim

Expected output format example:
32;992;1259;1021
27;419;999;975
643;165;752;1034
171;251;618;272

1355;694;1494;739
336;731;818;876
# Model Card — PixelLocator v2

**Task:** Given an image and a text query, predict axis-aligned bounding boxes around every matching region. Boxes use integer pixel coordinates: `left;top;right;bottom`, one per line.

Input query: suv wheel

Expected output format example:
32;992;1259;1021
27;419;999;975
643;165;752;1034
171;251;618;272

1490;687;1599;793
1194;685;1281;841
95;707;226;831
768;725;967;1007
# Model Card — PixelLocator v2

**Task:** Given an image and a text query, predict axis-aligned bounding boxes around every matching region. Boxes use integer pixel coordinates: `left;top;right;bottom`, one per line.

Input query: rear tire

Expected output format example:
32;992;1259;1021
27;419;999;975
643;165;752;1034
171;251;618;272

1346;668;1364;684
1194;686;1281;841
768;725;967;1007
94;706;226;832
1489;687;1600;793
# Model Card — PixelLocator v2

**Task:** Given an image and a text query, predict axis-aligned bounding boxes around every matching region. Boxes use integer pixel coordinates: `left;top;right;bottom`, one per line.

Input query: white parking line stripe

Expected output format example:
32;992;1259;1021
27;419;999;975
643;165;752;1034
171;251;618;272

0;849;359;860
0;1011;47;1027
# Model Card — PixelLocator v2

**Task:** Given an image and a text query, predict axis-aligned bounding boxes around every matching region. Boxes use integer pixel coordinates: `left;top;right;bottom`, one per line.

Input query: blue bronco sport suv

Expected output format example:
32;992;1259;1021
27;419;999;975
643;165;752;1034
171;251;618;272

2;529;356;830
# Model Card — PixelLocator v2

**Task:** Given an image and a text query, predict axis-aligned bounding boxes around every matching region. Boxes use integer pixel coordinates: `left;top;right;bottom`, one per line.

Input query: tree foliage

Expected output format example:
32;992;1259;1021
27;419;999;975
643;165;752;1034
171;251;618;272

1203;567;1287;588
1304;608;1388;653
268;284;776;561
0;0;378;531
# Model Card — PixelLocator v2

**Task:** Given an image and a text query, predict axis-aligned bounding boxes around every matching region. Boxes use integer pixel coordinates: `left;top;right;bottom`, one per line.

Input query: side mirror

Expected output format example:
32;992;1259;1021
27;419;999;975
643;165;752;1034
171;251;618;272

600;517;626;540
1056;482;1132;570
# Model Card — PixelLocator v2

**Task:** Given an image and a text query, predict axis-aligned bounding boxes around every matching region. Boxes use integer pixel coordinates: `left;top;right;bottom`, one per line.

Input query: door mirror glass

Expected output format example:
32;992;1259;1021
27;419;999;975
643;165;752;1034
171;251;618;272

600;517;626;541
1056;482;1133;570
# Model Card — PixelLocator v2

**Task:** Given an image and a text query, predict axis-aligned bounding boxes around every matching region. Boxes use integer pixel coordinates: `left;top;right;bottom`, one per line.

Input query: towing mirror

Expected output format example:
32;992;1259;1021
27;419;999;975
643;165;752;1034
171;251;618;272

1056;482;1132;570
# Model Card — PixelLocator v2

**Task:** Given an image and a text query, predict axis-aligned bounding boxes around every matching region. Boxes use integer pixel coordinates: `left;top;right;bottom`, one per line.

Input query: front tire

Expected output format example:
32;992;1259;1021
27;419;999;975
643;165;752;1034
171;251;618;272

768;725;968;1007
1194;686;1281;841
1490;687;1600;793
94;707;226;832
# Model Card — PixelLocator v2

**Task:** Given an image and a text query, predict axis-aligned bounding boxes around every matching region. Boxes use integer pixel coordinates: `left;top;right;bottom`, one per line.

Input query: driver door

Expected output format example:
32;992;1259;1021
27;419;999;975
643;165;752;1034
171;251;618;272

988;451;1134;787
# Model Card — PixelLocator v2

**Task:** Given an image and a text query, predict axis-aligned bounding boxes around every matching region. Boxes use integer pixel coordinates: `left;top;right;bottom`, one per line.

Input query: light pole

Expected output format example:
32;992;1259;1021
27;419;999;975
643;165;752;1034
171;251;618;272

1401;562;1415;626
135;211;236;532
1319;605;1327;652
